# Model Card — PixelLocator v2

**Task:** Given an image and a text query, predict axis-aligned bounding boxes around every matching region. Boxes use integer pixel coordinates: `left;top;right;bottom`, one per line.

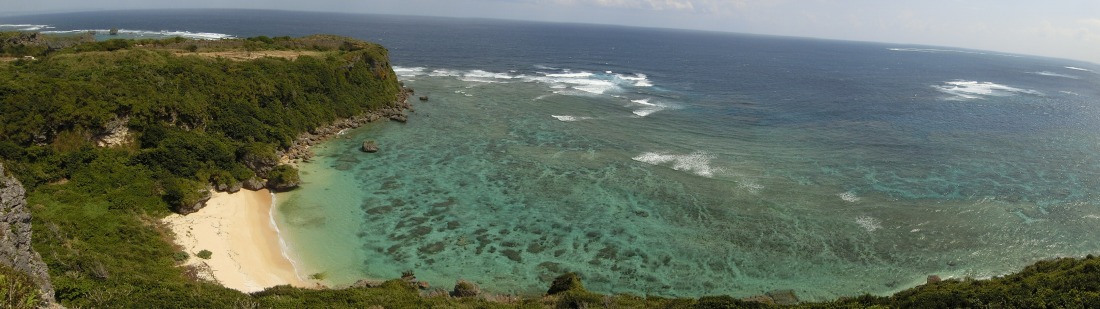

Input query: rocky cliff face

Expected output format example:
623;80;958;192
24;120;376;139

0;163;56;305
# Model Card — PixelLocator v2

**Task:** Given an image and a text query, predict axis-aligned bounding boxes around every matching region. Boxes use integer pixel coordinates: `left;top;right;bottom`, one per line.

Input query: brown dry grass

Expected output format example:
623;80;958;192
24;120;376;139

177;50;324;61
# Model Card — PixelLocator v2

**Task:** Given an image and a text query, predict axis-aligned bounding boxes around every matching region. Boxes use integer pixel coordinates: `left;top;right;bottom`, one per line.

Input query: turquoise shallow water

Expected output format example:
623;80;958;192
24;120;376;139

14;8;1100;301
276;69;1100;300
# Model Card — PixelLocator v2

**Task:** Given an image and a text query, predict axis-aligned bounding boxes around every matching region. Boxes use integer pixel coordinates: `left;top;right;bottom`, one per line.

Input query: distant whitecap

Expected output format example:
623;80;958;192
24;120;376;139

855;216;882;232
933;80;1041;101
632;151;719;177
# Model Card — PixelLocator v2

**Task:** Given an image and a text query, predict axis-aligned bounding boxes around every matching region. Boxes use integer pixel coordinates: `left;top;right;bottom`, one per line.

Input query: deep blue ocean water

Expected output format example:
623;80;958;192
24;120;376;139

7;9;1100;300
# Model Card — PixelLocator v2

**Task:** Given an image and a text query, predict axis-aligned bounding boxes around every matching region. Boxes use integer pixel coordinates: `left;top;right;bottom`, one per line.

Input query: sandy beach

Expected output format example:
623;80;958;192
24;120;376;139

162;189;312;293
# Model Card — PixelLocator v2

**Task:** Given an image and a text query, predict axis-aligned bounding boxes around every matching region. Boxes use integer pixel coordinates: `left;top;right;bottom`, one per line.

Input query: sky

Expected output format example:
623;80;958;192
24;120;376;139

4;0;1099;64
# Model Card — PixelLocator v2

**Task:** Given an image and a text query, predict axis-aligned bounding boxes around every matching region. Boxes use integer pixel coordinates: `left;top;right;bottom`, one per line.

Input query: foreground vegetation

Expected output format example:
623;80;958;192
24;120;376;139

1;33;1099;307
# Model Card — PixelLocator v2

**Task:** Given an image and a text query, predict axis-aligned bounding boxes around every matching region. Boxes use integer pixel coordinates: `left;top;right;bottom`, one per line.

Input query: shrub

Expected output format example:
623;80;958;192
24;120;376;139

0;264;41;309
555;290;602;309
547;272;584;295
266;165;300;192
197;250;212;260
172;251;189;263
694;295;770;309
452;280;480;297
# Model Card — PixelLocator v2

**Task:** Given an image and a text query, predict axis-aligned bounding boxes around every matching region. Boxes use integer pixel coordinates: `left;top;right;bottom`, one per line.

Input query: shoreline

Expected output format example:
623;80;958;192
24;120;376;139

162;189;316;293
279;88;413;164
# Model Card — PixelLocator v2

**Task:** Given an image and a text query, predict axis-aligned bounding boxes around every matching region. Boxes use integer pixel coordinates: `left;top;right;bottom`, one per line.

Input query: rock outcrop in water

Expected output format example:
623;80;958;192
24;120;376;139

361;140;379;153
0;163;57;306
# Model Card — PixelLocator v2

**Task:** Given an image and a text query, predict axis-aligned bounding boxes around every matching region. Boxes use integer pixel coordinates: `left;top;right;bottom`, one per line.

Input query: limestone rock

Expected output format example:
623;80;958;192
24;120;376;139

176;189;213;215
452;280;481;297
0;164;57;305
242;177;267;191
94;116;131;147
226;182;242;193
361;140;379;153
388;114;408;123
766;289;800;305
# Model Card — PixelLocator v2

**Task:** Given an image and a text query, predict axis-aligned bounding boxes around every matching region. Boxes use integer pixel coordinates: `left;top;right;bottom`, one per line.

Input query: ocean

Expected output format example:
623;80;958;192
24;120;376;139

7;9;1100;300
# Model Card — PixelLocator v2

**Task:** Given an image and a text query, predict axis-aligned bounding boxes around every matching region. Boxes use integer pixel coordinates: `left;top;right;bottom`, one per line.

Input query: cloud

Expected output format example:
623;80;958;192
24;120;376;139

544;0;792;12
547;0;694;11
1028;19;1100;43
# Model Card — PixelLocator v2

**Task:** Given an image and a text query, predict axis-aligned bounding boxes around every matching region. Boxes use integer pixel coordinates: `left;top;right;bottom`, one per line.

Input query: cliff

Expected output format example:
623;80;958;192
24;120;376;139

0;163;56;306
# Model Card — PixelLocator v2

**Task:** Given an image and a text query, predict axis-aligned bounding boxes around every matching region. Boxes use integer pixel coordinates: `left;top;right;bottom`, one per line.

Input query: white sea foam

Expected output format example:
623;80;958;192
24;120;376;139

545;72;594;78
933;80;1042;101
550;115;592;122
855;216;882;232
629;98;679;117
1031;71;1079;79
0;24;54;31
838;191;861;203
616;73;653;87
393;66;426;77
465;70;519;80
888;47;1021;58
1065;66;1092;72
41;29;234;40
428;69;462;77
527;73;618;94
400;66;656;96
1060;91;1080;96
738;181;764;194
632;151;719;178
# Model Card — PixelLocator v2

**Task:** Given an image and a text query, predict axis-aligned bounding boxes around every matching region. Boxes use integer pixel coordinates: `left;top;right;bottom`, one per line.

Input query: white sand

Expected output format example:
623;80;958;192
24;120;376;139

162;189;312;292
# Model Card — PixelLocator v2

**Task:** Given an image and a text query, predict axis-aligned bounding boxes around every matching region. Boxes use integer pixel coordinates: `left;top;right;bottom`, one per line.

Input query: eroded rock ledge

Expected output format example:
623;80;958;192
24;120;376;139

0;163;57;306
280;88;413;163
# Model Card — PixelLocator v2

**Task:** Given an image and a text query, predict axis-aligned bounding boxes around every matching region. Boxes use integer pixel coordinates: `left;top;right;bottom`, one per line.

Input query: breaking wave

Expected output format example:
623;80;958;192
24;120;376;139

393;66;657;96
42;29;233;40
0;24;54;31
550;115;593;122
629;98;679;117
632;151;719;178
838;191;860;203
855;216;882;232
933;80;1042;101
1030;71;1079;79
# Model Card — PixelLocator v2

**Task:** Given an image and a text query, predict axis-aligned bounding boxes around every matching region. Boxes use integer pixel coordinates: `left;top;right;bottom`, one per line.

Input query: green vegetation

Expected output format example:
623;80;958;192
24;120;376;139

1;32;1099;308
0;263;41;309
197;250;213;260
452;279;480;298
171;251;189;263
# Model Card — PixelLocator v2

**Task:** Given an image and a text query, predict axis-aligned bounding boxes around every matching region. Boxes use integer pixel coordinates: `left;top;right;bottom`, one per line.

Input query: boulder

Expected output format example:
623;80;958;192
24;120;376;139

226;182;242;193
452;280;480;297
927;275;942;284
361;140;379;153
388;114;408;123
266;165;301;192
766;289;800;305
242;177;267;191
419;96;429;101
177;189;212;215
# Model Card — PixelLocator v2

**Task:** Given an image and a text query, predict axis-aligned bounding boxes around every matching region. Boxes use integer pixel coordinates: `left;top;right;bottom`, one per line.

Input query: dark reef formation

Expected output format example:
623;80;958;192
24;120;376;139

0;163;56;306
